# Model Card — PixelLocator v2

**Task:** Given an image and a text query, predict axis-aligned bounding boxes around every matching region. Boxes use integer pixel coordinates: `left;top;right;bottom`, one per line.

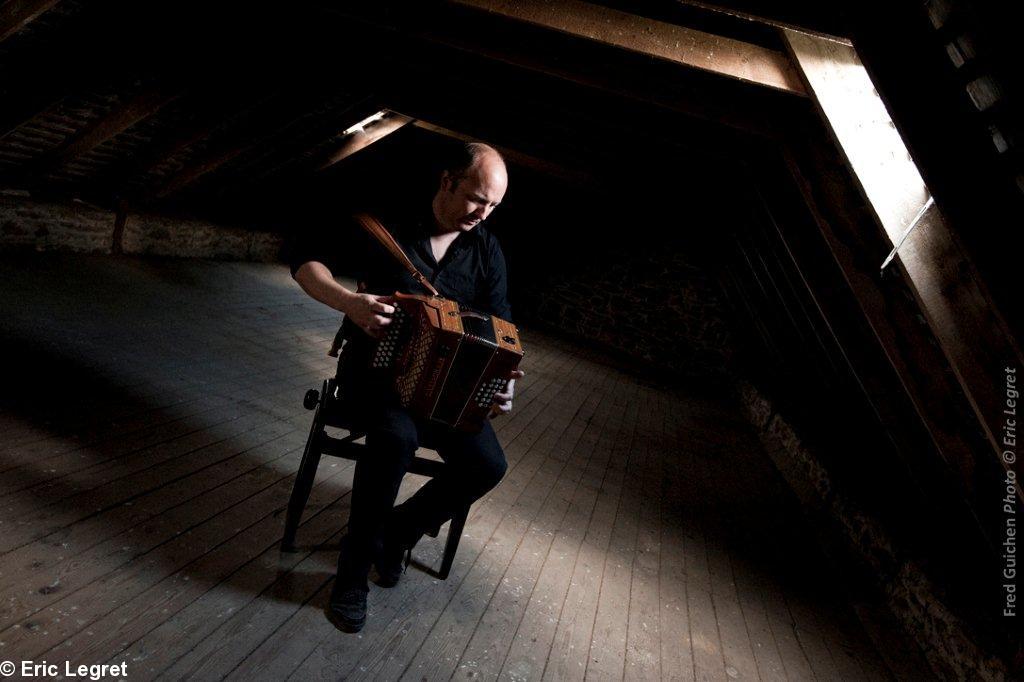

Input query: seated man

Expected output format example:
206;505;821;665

291;142;523;632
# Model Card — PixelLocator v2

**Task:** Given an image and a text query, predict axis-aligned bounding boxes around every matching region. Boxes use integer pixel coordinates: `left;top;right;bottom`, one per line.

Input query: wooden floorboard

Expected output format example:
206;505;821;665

543;383;640;680
497;368;623;682
212;344;581;681
623;386;663;681
443;365;621;680
0;253;916;680
346;355;602;682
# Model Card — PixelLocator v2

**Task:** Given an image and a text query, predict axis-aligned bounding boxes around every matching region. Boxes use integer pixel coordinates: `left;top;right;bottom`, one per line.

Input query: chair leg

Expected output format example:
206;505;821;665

282;395;326;552
438;504;470;580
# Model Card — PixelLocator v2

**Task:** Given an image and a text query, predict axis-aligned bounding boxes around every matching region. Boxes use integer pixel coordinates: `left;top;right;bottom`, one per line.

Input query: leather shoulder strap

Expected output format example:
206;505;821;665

352;212;440;296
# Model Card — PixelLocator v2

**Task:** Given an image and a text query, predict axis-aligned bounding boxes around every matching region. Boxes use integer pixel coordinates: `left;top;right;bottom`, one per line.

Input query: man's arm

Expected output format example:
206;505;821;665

484;234;513;321
293;261;395;337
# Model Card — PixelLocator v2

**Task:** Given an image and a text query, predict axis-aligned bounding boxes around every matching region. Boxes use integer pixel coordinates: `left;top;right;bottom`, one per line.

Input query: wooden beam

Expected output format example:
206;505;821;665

153;90;333;199
110;200;128;254
782;31;929;245
363;39;747;172
320;4;793;141
211;94;381;197
410;120;592;185
154;144;247;199
752;156;1003;550
783;29;1023;494
30;85;179;175
450;0;806;94
844;0;1023;348
0;0;60;44
0;2;237;153
315;112;412;171
0;2;177;141
381;85;652;187
222;95;376;182
374;67;737;194
132;91;278;182
675;0;851;42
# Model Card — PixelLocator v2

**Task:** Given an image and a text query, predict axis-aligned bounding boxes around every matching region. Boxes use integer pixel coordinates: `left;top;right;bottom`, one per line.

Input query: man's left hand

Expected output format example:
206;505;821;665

490;370;526;418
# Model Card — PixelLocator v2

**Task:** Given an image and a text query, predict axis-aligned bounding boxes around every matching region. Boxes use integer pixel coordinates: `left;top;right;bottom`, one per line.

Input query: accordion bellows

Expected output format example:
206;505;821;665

371;292;524;432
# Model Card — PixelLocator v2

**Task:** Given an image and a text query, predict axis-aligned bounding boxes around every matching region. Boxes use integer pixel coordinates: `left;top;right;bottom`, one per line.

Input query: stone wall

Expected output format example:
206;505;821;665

517;246;732;379
0;194;283;261
736;379;1011;681
0;194;112;253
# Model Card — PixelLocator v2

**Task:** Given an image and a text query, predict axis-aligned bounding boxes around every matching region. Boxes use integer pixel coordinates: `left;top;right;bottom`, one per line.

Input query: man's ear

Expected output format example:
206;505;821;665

440;171;459;193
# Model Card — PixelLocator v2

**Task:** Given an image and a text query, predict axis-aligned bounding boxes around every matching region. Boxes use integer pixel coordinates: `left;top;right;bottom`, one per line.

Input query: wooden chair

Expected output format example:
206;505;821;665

280;377;469;579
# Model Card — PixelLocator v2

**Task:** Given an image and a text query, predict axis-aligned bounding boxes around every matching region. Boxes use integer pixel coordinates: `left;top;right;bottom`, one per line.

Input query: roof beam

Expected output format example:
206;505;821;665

0;0;60;44
0;2;192;142
783;28;1023;497
211;95;380;196
410;119;592;186
450;0;805;94
372;46;745;174
152;89;335;199
29;85;179;175
220;94;377;182
674;0;850;42
320;4;795;141
132;90;278;182
315;111;412;171
153;144;246;199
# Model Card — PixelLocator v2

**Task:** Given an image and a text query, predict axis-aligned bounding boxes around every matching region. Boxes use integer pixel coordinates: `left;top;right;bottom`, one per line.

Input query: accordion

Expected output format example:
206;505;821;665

371;292;524;432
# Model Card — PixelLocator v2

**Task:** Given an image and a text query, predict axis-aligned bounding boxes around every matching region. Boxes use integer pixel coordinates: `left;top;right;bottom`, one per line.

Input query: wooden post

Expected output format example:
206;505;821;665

111;201;128;255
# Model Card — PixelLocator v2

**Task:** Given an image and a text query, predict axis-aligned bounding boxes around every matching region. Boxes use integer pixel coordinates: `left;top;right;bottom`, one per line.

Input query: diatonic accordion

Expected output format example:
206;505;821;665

371;292;524;432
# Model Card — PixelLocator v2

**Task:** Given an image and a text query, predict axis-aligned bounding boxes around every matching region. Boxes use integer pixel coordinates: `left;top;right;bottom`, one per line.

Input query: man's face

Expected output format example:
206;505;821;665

435;160;507;233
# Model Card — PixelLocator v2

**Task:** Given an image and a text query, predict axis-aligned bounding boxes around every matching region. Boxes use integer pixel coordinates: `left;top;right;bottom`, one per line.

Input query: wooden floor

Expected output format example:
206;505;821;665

0;253;908;681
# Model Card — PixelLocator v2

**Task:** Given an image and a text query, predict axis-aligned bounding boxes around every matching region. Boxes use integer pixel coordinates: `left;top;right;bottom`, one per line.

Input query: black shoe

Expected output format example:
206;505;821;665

374;540;410;588
325;585;367;633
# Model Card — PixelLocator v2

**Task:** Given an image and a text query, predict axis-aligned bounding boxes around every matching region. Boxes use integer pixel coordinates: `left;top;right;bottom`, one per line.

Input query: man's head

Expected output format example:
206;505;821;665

432;142;508;234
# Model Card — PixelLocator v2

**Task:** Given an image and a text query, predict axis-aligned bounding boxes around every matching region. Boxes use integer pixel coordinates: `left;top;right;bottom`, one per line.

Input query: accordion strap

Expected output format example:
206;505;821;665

353;212;440;296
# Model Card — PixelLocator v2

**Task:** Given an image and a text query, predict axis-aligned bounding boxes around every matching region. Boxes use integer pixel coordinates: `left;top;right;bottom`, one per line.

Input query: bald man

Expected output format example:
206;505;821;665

291;143;522;632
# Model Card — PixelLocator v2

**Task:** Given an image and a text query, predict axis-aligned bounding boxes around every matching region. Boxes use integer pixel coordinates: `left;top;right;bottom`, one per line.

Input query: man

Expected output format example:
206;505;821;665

291;142;523;632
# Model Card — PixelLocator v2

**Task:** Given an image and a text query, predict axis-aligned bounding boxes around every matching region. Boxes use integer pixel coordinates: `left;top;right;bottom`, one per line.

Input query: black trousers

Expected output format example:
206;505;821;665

336;403;508;591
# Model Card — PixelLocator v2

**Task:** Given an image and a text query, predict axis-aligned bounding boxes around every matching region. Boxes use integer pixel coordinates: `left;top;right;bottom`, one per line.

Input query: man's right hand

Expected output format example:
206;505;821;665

292;262;395;339
345;292;396;338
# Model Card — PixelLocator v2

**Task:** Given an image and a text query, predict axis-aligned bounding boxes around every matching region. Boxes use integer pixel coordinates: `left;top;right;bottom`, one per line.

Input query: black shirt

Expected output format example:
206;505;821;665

290;210;511;320
290;210;512;408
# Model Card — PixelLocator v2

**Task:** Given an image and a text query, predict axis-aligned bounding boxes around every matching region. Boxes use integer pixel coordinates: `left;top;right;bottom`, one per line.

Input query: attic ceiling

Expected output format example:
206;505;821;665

0;0;845;232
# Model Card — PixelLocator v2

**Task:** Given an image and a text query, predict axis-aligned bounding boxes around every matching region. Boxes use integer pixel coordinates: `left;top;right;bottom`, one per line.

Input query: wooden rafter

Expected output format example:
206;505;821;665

374;58;741;185
450;0;806;94
154;143;248;199
0;2;163;141
410;120;592;185
316;112;412;171
31;85;179;175
153;90;334;199
215;95;374;185
751;156;1001;549
783;29;1024;497
212;95;380;196
130;91;278;181
675;0;851;42
322;4;794;141
0;0;60;44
